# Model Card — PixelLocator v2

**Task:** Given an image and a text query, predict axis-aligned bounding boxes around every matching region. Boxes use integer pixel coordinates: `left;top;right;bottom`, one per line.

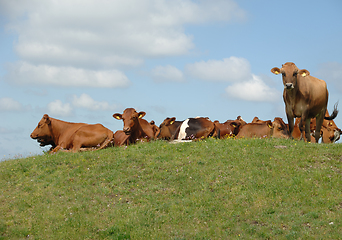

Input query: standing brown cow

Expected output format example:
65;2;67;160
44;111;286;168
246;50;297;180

271;62;338;142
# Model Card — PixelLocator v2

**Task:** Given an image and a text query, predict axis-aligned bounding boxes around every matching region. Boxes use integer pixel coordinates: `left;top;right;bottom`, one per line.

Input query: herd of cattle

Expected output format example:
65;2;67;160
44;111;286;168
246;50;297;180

30;62;341;153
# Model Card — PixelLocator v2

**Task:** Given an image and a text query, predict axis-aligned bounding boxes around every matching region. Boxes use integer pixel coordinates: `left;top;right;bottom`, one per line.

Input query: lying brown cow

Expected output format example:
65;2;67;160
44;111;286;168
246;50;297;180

271;62;338;142
291;119;317;143
172;117;220;140
30;114;114;153
214;116;246;138
157;117;220;141
236;118;289;139
150;120;160;139
157;117;183;140
296;110;341;143
113;108;155;145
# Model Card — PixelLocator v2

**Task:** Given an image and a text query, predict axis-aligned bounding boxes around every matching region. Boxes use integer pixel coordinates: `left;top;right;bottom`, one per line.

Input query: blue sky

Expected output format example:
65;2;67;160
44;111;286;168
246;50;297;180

1;0;341;159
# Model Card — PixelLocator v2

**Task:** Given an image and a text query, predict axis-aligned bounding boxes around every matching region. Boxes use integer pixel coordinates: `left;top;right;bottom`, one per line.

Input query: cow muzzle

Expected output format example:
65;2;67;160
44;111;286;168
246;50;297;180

123;127;131;135
30;133;38;139
284;83;294;90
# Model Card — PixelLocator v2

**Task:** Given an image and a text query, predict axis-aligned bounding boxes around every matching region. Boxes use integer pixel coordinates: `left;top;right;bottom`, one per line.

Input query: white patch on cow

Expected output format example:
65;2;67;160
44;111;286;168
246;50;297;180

169;140;193;144
178;119;190;140
334;129;340;142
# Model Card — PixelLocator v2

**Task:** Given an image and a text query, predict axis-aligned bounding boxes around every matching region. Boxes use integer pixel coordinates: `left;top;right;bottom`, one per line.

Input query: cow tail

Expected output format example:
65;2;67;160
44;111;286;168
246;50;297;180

325;101;339;120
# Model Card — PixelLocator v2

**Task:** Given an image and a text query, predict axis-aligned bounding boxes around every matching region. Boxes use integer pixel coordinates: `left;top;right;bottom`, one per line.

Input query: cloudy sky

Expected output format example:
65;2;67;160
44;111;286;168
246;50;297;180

1;0;341;159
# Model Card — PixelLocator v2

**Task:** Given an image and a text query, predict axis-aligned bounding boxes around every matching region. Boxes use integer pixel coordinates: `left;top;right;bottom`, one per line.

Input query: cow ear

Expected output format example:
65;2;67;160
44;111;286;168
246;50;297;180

113;113;122;120
169;117;176;125
138;112;146;119
43;114;51;125
299;69;310;77
271;67;281;75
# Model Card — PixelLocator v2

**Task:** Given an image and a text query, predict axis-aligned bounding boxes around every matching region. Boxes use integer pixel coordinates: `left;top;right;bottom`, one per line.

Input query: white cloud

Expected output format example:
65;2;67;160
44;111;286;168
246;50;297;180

0;98;23;111
151;65;184;82
47;100;72;117
225;75;281;102
2;0;246;87
6;62;131;88
72;94;119;111
3;0;245;67
185;57;251;82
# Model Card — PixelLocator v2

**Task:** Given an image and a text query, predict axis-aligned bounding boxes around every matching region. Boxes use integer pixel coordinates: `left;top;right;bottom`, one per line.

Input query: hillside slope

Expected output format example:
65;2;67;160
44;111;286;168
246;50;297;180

1;138;342;239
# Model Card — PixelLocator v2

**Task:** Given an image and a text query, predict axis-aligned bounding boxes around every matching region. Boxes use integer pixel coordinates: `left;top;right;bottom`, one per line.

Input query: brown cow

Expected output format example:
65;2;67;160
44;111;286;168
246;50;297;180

271;62;338;142
236;118;289;139
214;116;246;138
172;117;220;140
321;112;341;143
30;114;114;153
113;130;130;146
149;120;161;139
305;110;341;143
291;119;317;143
157;117;183;140
113;108;155;145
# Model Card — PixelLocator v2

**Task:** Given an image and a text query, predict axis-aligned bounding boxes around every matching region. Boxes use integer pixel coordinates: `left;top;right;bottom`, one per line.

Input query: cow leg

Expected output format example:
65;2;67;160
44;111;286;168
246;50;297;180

305;119;311;142
286;114;294;139
315;114;324;143
298;117;306;141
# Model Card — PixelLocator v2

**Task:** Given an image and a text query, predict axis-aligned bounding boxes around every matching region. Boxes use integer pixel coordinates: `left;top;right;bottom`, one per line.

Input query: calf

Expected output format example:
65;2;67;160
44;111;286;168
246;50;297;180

30;114;114;153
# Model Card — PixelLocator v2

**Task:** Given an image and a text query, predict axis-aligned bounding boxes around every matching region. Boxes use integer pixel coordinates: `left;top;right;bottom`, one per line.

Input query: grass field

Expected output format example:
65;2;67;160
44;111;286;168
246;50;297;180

1;138;342;239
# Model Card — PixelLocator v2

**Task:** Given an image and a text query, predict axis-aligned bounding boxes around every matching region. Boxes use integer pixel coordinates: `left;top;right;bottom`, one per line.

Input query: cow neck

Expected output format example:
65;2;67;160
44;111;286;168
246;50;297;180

284;84;299;111
48;118;81;145
130;119;147;143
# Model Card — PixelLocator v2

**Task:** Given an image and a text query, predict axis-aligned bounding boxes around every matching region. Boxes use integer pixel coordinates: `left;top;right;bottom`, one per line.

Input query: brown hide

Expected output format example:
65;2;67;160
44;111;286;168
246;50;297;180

236;118;289;139
236;121;273;139
171;117;220;140
30;114;114;152
113;108;154;144
271;62;338;142
271;117;289;139
149;121;160;139
157;117;183;140
214;116;246;138
113;130;130;146
309;110;341;143
252;117;262;123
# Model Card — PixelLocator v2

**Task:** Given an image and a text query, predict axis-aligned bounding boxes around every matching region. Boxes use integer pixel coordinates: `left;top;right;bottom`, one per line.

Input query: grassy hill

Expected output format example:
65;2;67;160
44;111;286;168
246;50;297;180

1;138;342;239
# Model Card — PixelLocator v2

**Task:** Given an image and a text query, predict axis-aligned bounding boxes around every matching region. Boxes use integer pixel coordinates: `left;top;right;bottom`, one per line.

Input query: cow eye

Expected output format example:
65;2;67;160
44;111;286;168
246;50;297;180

282;72;286;77
293;72;298;77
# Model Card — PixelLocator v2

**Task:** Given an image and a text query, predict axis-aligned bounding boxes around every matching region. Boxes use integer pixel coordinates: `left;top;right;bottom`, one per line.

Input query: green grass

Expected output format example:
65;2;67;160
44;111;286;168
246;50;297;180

1;138;342;239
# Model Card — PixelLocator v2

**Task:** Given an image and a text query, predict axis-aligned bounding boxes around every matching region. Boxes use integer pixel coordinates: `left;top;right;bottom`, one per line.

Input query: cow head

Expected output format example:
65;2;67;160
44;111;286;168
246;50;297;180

30;114;53;140
158;117;176;140
272;117;289;139
113;108;146;135
271;62;310;90
149;120;160;138
323;121;341;143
